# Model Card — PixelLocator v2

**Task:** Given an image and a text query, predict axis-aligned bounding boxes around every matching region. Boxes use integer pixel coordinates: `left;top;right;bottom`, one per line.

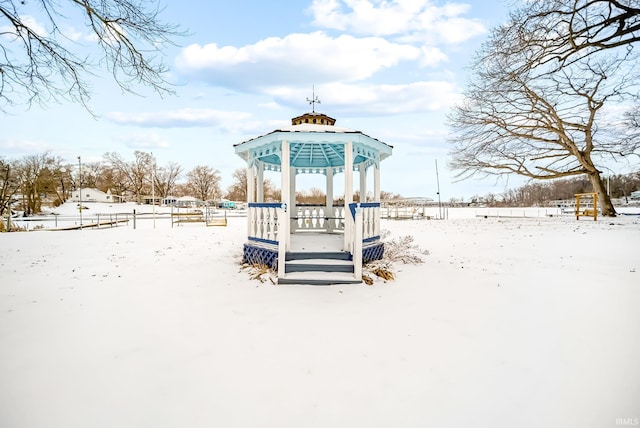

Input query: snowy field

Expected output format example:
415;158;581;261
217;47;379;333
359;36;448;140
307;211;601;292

1;203;639;428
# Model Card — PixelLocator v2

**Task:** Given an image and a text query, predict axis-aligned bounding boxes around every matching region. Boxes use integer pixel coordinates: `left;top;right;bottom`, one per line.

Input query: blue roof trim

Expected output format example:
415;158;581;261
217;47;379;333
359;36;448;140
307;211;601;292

235;130;392;169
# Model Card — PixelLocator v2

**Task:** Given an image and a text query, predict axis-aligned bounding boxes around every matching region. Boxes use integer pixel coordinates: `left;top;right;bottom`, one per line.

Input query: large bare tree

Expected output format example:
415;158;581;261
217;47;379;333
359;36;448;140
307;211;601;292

186;165;221;202
506;0;640;71
448;0;640;216
0;0;182;112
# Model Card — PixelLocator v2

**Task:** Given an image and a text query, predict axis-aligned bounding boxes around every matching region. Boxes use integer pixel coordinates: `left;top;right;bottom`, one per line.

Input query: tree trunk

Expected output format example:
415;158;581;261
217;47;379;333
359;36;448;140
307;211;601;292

588;172;616;217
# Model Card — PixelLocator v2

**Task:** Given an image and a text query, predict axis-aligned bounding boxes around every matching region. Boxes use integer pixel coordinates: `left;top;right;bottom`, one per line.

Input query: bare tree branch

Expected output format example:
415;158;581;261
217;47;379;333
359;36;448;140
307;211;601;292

0;0;183;113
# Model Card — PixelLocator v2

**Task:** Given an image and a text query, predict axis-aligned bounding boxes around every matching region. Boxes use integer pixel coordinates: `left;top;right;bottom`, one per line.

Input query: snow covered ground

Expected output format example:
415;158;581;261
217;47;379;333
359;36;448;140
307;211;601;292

1;203;639;428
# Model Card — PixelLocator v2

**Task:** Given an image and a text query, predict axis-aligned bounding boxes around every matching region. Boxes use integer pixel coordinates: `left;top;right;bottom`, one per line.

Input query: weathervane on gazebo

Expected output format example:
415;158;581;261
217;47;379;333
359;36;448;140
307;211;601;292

306;85;320;112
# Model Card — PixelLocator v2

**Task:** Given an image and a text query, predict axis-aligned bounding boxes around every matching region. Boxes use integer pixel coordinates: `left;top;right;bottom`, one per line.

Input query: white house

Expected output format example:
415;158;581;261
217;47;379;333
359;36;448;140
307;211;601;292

69;188;121;203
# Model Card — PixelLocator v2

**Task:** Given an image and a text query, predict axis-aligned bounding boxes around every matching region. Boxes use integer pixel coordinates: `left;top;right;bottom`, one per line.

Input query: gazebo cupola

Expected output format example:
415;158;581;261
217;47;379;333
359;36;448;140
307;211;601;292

233;105;393;285
291;112;336;126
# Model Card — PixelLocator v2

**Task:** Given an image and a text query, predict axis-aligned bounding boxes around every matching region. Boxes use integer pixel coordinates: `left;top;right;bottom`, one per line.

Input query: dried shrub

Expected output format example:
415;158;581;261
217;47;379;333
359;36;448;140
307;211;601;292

363;231;429;284
241;262;276;284
382;234;429;264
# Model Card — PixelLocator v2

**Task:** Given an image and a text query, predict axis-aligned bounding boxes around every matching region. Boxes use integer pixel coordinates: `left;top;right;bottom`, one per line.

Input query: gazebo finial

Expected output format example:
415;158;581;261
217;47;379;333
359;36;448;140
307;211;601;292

306;85;321;113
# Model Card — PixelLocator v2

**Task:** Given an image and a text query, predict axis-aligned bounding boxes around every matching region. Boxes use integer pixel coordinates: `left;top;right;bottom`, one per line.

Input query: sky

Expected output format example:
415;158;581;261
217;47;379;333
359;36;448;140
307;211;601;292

0;0;519;201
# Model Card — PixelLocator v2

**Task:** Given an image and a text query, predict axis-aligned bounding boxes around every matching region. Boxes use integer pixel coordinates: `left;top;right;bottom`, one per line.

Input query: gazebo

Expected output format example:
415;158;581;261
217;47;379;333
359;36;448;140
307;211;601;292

234;111;393;285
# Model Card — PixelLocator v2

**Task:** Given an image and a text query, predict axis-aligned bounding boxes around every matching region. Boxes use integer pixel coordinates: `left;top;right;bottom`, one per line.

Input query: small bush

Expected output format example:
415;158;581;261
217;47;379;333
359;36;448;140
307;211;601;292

363;232;429;284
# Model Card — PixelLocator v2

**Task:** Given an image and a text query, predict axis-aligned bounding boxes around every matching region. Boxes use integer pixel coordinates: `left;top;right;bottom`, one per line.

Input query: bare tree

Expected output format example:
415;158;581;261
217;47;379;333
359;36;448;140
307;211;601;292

103;151;153;203
225;168;248;201
225;168;281;202
98;162;129;201
154;161;182;198
15;152;56;215
0;157;19;216
186;165;221;202
263;178;280;202
0;0;183;112
506;1;640;71
448;1;640;216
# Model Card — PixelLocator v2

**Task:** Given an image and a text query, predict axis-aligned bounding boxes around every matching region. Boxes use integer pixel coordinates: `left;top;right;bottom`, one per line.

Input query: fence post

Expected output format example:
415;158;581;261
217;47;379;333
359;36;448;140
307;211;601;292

354;208;363;280
133;210;137;229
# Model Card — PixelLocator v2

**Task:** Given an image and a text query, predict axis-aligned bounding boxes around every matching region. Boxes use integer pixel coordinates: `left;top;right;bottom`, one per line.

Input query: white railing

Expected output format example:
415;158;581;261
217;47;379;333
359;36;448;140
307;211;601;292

348;202;381;280
294;205;346;232
248;203;283;245
248;203;288;278
349;202;381;243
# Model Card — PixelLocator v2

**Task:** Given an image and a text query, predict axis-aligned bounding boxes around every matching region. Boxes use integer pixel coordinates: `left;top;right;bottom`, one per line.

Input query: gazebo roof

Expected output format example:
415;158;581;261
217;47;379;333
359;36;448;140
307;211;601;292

234;113;393;172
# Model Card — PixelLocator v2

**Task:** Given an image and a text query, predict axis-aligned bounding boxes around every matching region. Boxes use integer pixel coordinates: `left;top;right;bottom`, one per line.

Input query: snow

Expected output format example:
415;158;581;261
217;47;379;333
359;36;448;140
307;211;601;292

1;203;639;428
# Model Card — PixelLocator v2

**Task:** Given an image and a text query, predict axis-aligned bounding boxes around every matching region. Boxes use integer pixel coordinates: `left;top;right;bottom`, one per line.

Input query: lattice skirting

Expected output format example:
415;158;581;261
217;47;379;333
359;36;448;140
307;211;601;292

243;241;384;270
242;243;278;270
363;242;385;263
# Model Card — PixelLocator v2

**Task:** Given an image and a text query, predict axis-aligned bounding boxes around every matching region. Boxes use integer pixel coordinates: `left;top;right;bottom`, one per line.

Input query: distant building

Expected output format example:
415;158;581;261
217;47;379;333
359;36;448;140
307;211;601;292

162;196;178;206
175;196;202;208
218;199;236;209
69;188;122;203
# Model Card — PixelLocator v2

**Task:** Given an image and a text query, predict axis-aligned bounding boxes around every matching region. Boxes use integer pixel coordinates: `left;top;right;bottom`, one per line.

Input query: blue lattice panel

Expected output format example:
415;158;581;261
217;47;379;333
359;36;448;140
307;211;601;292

363;242;384;263
243;243;279;270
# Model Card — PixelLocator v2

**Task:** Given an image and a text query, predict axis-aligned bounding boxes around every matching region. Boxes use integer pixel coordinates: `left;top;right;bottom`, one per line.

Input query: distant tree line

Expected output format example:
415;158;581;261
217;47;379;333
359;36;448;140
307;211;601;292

1;151;227;216
460;171;640;208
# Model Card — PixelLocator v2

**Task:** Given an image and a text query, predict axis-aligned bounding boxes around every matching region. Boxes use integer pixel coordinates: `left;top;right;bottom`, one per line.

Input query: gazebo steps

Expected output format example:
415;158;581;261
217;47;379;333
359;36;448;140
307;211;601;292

278;272;362;286
285;258;354;273
285;251;351;261
279;250;361;285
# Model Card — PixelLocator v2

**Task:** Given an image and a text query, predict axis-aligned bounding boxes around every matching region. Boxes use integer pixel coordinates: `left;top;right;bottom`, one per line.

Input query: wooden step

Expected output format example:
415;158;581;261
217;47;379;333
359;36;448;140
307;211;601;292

285;259;354;273
279;251;360;285
285;251;351;261
278;272;362;286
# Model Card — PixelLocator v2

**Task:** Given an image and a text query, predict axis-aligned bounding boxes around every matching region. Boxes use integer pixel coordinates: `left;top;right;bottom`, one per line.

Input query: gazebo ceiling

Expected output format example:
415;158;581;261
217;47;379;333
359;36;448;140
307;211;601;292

234;121;393;172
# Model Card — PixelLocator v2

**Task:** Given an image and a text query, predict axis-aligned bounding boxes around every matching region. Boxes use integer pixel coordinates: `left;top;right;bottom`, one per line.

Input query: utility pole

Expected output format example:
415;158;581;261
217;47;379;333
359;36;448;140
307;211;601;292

78;156;83;229
151;152;156;229
435;159;442;220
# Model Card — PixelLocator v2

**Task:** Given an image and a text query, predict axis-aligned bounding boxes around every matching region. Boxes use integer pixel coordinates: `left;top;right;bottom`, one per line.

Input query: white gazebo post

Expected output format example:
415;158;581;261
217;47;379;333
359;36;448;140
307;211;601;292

290;167;296;233
281;141;291;250
374;162;381;236
247;162;255;237
359;165;367;202
256;162;264;203
344;141;353;252
326;167;334;232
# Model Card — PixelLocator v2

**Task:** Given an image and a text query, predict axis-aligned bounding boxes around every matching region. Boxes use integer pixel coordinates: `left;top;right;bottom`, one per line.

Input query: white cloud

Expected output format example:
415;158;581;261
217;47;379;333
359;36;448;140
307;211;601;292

175;31;423;88
119;133;170;149
268;81;462;115
0;15;47;39
0;137;50;155
106;108;252;128
308;0;487;43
